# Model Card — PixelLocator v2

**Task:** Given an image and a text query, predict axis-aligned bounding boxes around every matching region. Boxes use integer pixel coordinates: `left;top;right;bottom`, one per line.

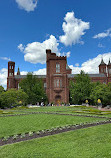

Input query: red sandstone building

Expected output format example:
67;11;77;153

7;49;111;104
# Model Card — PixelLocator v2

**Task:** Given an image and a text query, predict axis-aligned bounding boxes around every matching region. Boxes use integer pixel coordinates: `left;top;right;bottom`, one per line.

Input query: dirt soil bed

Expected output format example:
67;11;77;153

0;120;111;146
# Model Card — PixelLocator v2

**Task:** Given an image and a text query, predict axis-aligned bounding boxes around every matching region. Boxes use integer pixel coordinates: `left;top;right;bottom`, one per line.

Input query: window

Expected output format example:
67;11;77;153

9;73;13;76
54;79;62;88
9;80;10;88
10;66;11;69
44;83;47;88
56;63;60;73
57;79;59;87
60;79;62;88
109;69;111;74
104;68;106;73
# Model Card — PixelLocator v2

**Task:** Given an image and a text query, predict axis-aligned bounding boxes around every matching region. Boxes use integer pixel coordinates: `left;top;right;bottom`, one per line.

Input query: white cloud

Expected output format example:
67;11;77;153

33;68;46;75
75;63;79;67
0;57;11;61
69;52;111;74
59;11;90;46
15;0;37;12
0;68;8;89
20;71;28;75
58;51;71;58
19;12;91;64
98;43;105;48
18;44;24;52
18;35;60;64
66;52;71;58
20;69;47;75
93;28;111;39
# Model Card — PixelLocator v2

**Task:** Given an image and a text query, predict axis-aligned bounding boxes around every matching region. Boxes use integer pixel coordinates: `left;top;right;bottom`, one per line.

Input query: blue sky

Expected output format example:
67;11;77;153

0;0;111;88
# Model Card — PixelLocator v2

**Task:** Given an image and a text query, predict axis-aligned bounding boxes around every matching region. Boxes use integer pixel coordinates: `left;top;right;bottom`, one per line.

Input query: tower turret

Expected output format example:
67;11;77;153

99;58;107;75
8;61;15;77
7;61;15;89
107;58;111;77
17;67;20;75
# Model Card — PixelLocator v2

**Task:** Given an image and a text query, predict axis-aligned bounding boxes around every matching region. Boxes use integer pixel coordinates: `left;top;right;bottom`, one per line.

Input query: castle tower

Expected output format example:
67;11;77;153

107;59;111;77
46;49;71;104
7;61;15;89
99;58;107;75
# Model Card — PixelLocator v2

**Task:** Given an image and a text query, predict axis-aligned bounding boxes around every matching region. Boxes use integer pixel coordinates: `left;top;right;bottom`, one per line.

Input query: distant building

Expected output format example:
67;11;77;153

7;49;111;104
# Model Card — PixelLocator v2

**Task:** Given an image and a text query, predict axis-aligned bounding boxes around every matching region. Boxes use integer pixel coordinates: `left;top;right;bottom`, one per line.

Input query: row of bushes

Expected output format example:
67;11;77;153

0;89;28;109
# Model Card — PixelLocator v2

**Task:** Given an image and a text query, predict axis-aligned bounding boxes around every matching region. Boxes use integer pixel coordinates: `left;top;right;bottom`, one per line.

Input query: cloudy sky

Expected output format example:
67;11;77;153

0;0;111;88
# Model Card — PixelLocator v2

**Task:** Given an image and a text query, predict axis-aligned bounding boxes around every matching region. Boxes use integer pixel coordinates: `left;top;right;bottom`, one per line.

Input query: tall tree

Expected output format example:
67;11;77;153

19;73;47;104
70;70;92;104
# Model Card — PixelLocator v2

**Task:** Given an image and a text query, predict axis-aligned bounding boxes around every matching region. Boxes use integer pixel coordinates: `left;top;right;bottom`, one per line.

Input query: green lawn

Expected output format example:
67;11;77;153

8;106;111;118
0;124;111;158
0;113;104;138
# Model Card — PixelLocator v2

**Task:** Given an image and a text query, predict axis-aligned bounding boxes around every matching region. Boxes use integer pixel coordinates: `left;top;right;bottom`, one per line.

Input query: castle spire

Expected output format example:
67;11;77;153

108;58;111;65
17;67;20;75
99;58;106;65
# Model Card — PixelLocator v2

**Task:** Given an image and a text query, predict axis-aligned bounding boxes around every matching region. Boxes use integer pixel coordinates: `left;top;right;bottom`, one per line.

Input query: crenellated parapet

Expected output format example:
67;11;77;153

46;49;66;61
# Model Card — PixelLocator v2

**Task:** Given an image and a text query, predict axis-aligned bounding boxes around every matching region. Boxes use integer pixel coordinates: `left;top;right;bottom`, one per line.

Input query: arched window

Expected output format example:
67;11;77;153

56;63;60;73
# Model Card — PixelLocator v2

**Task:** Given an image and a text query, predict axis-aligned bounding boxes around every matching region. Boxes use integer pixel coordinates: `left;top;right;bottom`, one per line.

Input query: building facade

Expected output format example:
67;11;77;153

7;49;111;104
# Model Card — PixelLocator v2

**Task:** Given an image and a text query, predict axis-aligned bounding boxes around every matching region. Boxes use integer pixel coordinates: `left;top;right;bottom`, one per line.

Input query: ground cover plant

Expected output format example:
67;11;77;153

0;112;105;138
0;123;111;158
0;110;14;115
9;106;111;118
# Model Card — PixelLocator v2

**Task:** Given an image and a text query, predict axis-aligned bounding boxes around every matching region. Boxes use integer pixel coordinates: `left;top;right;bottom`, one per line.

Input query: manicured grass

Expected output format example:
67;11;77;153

0;124;111;158
10;106;111;117
0;113;105;138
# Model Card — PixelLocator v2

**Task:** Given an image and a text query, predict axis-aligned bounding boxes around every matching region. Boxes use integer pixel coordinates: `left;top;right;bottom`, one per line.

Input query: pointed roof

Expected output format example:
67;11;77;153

17;67;20;75
99;58;106;66
108;59;111;65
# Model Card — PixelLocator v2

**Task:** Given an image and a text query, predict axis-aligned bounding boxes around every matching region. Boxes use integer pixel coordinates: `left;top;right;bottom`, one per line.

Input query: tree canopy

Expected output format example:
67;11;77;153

0;89;28;108
19;73;47;104
70;71;92;104
70;70;111;106
0;86;4;94
90;83;111;105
